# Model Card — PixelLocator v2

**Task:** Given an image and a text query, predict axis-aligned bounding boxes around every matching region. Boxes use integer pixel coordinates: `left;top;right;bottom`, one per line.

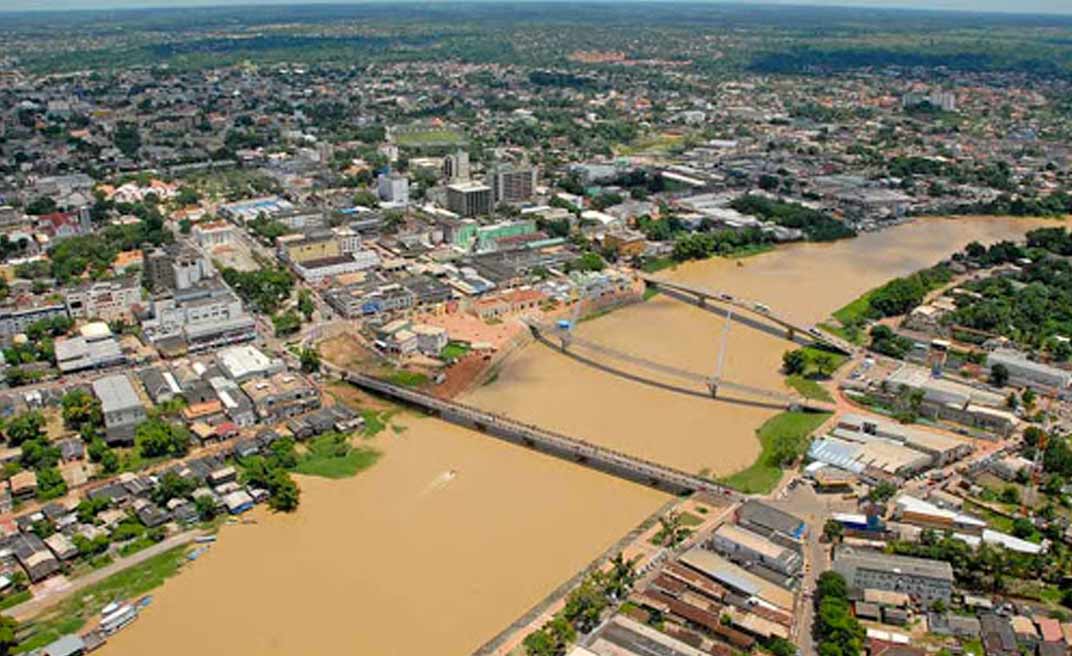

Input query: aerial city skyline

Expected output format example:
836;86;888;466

0;2;1071;656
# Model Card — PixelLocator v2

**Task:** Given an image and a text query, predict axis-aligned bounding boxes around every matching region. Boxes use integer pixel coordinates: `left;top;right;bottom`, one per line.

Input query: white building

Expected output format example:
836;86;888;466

411;324;448;356
92;374;147;446
377;172;409;205
140;284;256;352
65;277;141;322
192;221;236;248
293;250;381;284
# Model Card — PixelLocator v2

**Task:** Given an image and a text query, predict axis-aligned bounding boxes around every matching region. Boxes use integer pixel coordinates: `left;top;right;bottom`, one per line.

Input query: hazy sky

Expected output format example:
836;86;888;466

1;0;1071;15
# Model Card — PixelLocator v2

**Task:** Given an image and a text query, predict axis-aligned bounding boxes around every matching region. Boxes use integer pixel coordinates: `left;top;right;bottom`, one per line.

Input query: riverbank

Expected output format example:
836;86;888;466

717;411;831;494
13;539;198;653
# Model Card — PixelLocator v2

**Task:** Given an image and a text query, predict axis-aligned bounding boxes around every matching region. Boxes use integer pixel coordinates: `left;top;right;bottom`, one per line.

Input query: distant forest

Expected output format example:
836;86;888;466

2;2;1071;77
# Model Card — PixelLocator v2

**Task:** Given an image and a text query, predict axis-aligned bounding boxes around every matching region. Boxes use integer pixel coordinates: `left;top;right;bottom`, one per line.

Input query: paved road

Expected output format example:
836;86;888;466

767;484;845;656
8;529;204;621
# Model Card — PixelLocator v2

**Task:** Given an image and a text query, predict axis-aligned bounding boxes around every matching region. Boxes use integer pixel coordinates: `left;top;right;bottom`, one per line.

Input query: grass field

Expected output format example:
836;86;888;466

640;257;678;274
16;545;190;653
440;342;470;360
293;433;381;479
719;411;830;494
817;321;864;346
386;369;429;387
616;132;686;155
394;128;465;147
786;375;834;402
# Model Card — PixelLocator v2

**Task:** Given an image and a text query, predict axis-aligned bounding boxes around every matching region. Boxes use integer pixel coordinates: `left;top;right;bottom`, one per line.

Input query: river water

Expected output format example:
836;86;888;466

102;418;667;655
464;216;1054;475
101;216;1049;656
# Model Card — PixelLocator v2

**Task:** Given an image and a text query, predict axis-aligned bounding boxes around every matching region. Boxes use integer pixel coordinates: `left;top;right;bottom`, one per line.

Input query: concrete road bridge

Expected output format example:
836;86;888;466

323;363;741;499
639;275;856;355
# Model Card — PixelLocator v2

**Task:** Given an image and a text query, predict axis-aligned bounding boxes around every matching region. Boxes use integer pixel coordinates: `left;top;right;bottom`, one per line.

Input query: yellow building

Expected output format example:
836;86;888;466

280;235;340;264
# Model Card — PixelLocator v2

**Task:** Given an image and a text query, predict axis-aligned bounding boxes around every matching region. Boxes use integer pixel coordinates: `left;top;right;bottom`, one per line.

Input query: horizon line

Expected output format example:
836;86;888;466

1;0;1071;18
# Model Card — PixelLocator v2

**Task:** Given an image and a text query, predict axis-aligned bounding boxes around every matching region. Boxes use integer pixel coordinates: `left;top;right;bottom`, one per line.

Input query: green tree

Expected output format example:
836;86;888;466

135;419;190;459
300;347;321;373
36;467;67;500
782;349;807;375
567;252;605;273
868;481;898;503
88;437;120;474
990;363;1010;387
5;411;44;446
20;438;60;471
823;518;845;543
813;352;836;378
0;613;18;656
61;388;102;430
353;190;379;208
151;472;196;506
195;495;219;521
267;469;300;511
298;289;315;321
273;311;302;338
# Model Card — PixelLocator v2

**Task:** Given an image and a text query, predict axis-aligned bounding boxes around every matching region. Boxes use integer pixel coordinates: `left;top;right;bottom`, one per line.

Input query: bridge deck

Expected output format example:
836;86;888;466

523;319;834;413
641;275;855;355
328;365;738;498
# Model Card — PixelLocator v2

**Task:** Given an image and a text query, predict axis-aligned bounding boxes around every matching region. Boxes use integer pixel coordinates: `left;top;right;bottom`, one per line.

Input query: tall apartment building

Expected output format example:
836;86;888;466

443;150;471;182
144;245;216;293
488;163;538;204
446;182;493;218
377;172;410;205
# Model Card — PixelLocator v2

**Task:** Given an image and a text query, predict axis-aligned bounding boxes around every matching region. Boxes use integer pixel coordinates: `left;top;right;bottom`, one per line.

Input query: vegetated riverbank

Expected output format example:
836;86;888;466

16;544;193;654
718;411;831;495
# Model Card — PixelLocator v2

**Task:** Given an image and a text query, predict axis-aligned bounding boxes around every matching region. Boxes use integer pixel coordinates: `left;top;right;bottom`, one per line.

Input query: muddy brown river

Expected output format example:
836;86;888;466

101;216;1050;656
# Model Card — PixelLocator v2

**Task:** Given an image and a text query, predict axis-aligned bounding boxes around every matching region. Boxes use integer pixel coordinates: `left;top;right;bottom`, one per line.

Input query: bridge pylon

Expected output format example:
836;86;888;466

786;327;795;341
707;379;719;398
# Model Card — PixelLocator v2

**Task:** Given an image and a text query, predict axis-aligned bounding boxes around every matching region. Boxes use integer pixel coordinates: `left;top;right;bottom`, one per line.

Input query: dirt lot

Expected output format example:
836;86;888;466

323;380;397;414
319;334;378;370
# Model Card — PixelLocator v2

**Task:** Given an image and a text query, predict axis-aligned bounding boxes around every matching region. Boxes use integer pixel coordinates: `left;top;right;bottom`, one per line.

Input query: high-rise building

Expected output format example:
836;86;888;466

443;150;471;182
488;163;538;205
377;172;410;205
144;245;216;293
902;90;956;112
446;182;493;218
